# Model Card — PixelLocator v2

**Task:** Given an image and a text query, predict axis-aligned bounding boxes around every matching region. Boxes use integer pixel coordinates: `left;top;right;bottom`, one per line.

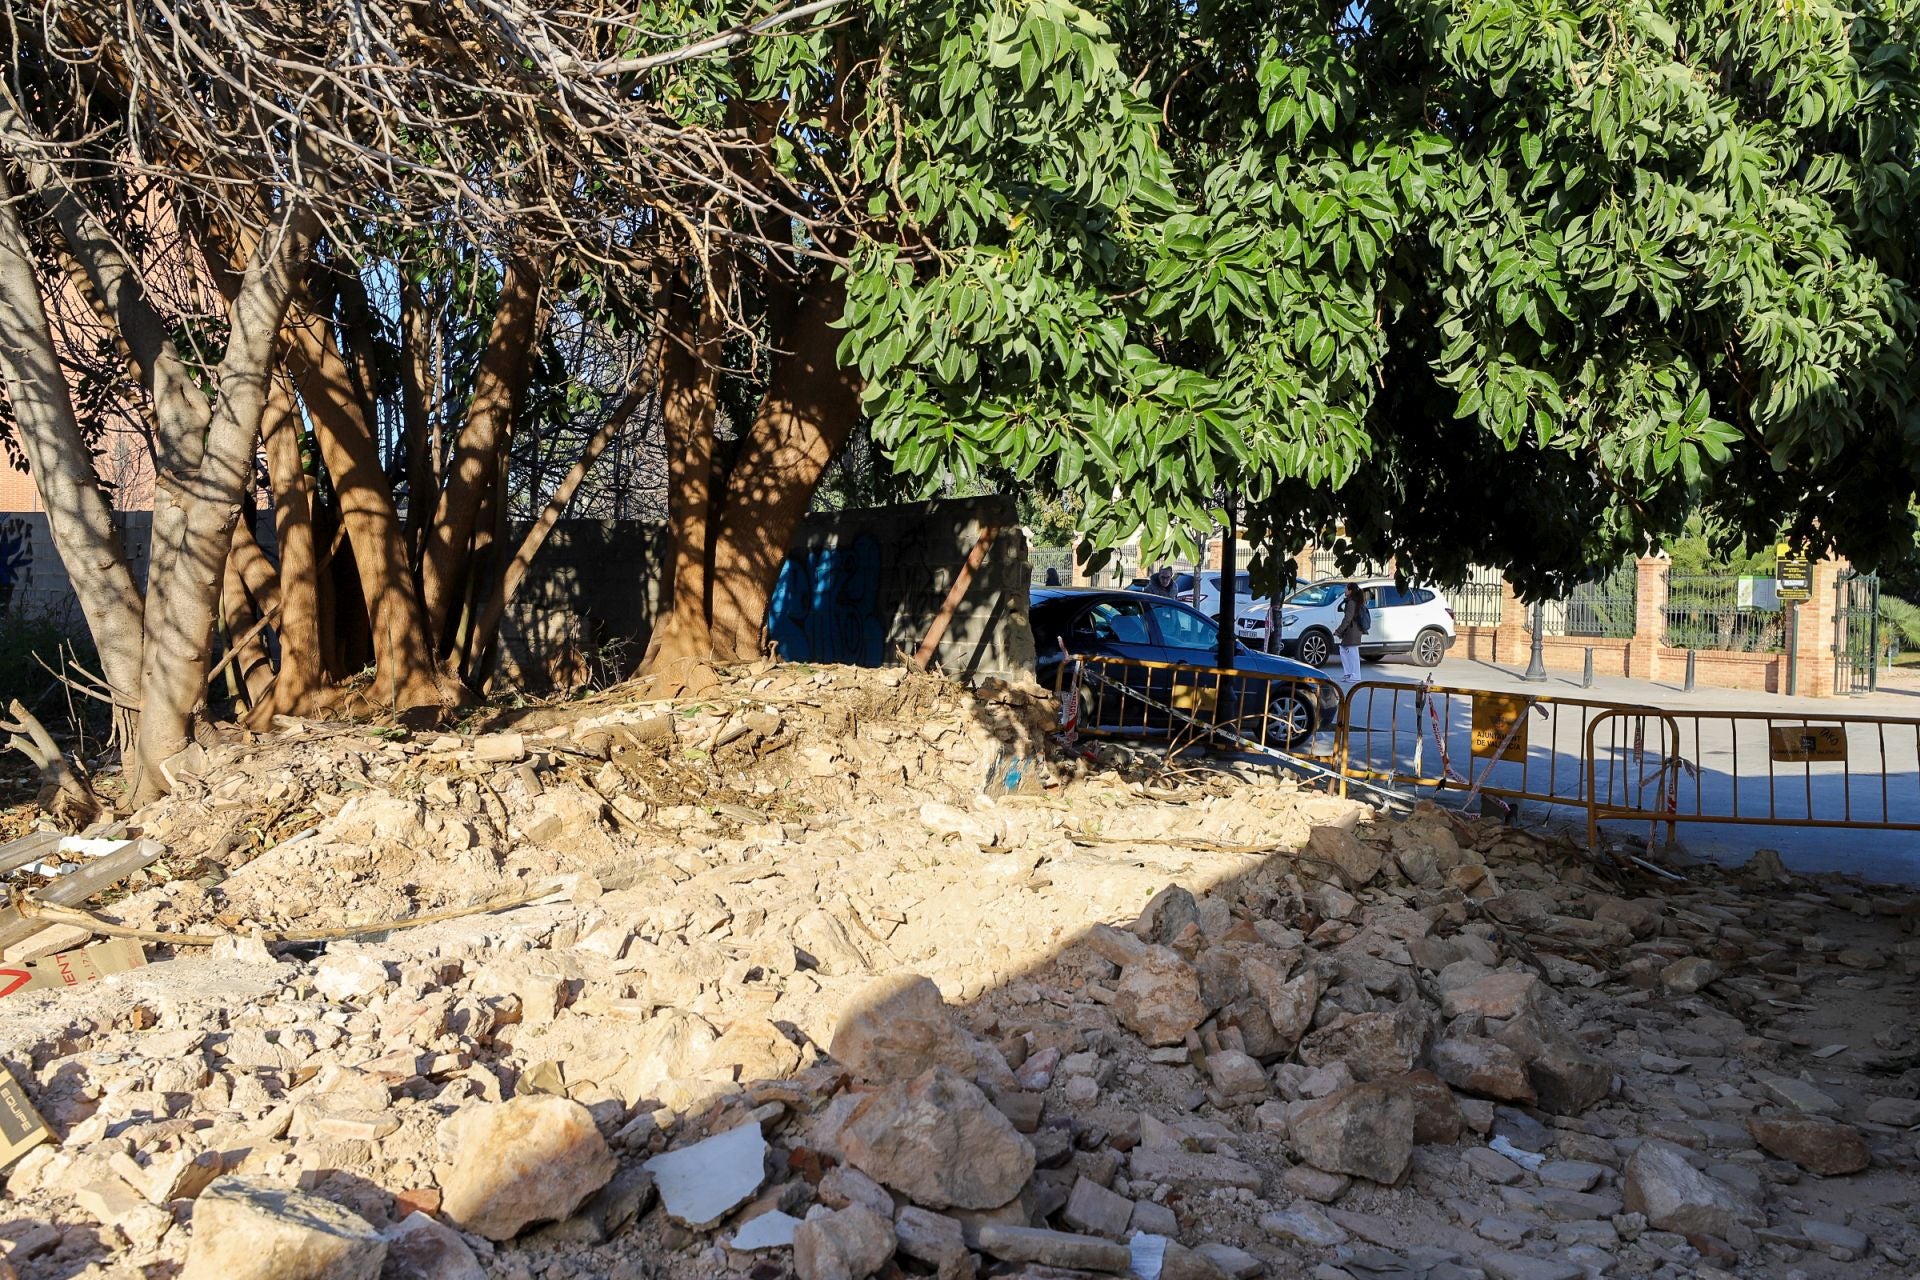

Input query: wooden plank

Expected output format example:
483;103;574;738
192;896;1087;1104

0;838;165;953
0;832;63;878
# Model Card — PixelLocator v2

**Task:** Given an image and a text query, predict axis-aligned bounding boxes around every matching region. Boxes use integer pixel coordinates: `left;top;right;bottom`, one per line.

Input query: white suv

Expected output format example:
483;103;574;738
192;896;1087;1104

1235;578;1456;668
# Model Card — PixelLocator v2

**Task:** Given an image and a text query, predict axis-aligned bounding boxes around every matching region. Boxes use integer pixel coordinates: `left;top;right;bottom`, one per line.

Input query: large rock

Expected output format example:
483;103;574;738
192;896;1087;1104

1623;1140;1760;1236
1383;1070;1464;1144
1431;1036;1536;1104
1243;957;1323;1053
1746;1117;1871;1176
830;974;1015;1089
840;1066;1035;1210
439;1097;617;1239
1493;1009;1609;1115
794;1205;896;1280
1440;972;1541;1020
976;1225;1131;1271
1297;1004;1428;1081
1308;826;1383;887
1286;1083;1414;1185
382;1212;485;1280
1085;926;1207;1046
179;1177;385;1280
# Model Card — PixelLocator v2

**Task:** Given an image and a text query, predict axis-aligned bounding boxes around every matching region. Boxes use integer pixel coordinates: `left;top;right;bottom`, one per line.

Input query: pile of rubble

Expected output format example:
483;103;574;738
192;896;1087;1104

2;663;1919;1280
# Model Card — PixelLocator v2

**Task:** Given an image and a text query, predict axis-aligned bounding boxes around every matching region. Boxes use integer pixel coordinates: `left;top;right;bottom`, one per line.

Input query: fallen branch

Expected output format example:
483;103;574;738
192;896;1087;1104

0;699;101;829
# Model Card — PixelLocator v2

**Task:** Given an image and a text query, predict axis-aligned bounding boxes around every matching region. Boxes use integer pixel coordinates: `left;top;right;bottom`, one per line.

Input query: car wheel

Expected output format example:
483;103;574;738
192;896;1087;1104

1296;628;1332;668
1266;689;1320;750
1412;627;1447;667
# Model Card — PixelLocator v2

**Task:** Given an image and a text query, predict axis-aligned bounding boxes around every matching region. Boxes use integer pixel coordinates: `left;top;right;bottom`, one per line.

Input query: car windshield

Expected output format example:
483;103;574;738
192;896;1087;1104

1286;584;1345;607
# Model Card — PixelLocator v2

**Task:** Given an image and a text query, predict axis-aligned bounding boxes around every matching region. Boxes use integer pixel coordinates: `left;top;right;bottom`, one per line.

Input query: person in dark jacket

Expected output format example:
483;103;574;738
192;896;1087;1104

1334;582;1368;682
1146;565;1178;598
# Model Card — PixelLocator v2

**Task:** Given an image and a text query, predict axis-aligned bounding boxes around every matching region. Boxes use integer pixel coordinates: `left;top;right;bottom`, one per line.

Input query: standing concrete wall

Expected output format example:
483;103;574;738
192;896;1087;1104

0;511;154;625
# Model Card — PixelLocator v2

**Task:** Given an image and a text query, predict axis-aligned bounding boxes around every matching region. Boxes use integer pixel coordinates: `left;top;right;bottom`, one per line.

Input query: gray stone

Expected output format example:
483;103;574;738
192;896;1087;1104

1477;1251;1584;1280
1196;1242;1264;1278
976;1224;1130;1271
1260;1204;1349;1247
1063;1175;1134;1238
1864;1096;1920;1127
1126;1146;1264;1192
1756;1074;1843;1117
895;1206;969;1273
1622;1140;1759;1236
1131;1200;1180;1236
1801;1217;1869;1261
730;1211;803;1251
1660;957;1718;994
794;1205;897;1280
642;1120;768;1231
1536;1160;1607;1191
1279;1163;1351;1203
179;1178;385;1280
1463;1147;1524;1185
1287;1083;1415;1185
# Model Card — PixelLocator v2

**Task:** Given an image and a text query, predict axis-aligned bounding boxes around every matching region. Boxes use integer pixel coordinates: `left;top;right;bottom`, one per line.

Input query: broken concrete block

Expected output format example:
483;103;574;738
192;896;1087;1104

643;1120;769;1230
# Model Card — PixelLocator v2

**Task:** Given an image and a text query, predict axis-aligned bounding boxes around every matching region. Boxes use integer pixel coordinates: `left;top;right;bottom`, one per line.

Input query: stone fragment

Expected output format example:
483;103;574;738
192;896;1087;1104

472;732;527;763
1477;1252;1584;1280
1132;1200;1180;1235
1194;1242;1261;1279
1287;1083;1414;1185
1463;1147;1524;1185
1745;1117;1870;1175
1492;1010;1610;1115
976;1225;1131;1272
1063;1175;1134;1238
794;1205;897;1280
1384;1069;1464;1144
819;1165;896;1220
1125;1146;1265;1192
731;1211;802;1251
1622;1140;1758;1236
1536;1160;1607;1191
1206;1050;1269;1100
1432;1036;1535;1104
1279;1164;1350;1203
311;953;389;1002
1865;1096;1920;1127
1297;1005;1427;1081
1756;1074;1844;1117
1660;957;1718;993
179;1177;385;1280
1441;972;1541;1020
830;974;1015;1089
840;1067;1035;1210
1309;825;1383;887
1801;1217;1870;1261
1085;926;1208;1046
895;1206;970;1271
381;1212;485;1280
1260;1204;1349;1247
642;1121;767;1230
440;1097;617;1239
1243;957;1324;1052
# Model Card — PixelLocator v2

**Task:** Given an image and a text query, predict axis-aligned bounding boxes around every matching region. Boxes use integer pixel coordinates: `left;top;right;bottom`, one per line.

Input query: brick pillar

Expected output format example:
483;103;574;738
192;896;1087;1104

1629;556;1668;681
1293;548;1316;584
1495;578;1527;666
1793;558;1848;697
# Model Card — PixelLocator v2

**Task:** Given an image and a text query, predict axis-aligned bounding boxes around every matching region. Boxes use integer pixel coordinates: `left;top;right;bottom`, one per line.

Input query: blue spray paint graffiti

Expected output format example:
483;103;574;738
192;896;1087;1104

767;532;886;665
0;517;31;612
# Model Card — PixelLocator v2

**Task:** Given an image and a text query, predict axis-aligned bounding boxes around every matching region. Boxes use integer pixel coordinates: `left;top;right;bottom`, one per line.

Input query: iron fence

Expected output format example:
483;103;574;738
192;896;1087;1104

1533;561;1637;638
1446;566;1507;627
1663;575;1785;653
1030;546;1074;587
1307;547;1391;582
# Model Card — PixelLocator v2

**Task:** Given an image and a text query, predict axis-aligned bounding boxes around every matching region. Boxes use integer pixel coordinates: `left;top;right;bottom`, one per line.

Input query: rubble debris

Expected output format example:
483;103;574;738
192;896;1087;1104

793;1205;896;1280
179;1177;386;1280
839;1066;1035;1209
437;1096;617;1238
643;1120;768;1229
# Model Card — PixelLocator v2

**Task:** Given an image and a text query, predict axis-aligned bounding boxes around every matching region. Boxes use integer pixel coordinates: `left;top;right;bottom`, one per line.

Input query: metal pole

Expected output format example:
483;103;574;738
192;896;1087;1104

1522;599;1548;681
1869;576;1881;693
1583;647;1594;689
1785;599;1797;697
1216;514;1237;669
1684;649;1696;692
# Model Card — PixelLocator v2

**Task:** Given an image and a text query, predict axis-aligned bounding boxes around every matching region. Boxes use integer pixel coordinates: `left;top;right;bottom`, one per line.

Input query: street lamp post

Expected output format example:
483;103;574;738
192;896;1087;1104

1522;599;1548;682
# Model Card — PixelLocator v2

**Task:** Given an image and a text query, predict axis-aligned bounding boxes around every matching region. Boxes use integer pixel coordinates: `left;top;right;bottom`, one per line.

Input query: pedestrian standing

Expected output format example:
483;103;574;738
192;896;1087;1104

1147;564;1178;598
1334;582;1368;682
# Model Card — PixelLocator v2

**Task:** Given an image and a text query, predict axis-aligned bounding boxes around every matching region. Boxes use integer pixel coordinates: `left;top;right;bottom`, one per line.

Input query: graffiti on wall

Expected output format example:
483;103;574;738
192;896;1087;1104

0;517;31;612
767;532;886;666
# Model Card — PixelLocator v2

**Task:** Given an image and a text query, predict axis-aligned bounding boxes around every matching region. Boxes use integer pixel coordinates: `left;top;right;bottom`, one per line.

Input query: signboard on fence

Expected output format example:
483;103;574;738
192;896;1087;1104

1471;694;1530;761
1775;543;1812;602
1769;725;1847;763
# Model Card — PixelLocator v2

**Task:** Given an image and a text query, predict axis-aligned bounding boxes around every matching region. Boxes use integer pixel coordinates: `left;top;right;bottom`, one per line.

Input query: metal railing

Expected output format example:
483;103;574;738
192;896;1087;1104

1052;654;1920;852
1533;562;1637;638
1446;566;1507;628
1664;576;1785;653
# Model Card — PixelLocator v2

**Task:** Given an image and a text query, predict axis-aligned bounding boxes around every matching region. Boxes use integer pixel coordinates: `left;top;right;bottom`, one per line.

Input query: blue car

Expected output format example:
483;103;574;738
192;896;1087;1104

1030;587;1339;749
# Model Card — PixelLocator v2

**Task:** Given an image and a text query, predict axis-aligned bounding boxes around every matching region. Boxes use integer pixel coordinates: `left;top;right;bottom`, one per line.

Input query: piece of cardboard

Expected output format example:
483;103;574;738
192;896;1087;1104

0;938;147;1001
0;1066;50;1168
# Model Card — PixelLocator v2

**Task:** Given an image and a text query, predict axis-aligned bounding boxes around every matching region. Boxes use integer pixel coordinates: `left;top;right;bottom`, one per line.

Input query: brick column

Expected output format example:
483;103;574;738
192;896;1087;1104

1495;578;1527;666
1793;558;1848;697
1629;556;1668;681
1293;548;1316;584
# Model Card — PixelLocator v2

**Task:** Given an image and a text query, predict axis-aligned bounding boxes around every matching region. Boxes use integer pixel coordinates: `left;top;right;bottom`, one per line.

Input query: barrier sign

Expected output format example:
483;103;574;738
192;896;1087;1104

1776;543;1812;602
1471;694;1530;761
0;1066;49;1168
1769;725;1847;762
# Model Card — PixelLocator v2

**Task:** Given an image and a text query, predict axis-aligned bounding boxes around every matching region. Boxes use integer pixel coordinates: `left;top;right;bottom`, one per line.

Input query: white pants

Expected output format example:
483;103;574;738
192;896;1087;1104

1339;644;1361;682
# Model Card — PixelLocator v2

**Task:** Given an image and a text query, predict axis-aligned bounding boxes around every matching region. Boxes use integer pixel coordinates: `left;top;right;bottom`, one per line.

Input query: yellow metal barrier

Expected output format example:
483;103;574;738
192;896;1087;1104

1586;707;1920;846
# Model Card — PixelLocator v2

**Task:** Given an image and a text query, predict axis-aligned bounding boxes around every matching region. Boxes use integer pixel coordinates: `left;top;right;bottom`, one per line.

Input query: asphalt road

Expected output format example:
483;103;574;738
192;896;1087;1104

1294;654;1920;886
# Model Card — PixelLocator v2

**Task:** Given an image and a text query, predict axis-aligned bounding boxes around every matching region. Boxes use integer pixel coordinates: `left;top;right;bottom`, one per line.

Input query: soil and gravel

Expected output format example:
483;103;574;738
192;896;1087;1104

1;661;1918;1280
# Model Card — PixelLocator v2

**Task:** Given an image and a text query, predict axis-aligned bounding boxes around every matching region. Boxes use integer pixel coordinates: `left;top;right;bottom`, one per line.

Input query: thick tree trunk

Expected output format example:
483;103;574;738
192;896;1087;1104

131;206;317;803
642;275;725;670
285;303;442;709
259;374;325;715
421;256;542;653
706;280;861;661
0;168;146;707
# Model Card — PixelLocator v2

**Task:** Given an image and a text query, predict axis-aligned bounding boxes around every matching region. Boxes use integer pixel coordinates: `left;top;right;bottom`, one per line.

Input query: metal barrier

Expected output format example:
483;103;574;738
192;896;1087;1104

1055;653;1343;765
1587;708;1920;844
1050;655;1920;851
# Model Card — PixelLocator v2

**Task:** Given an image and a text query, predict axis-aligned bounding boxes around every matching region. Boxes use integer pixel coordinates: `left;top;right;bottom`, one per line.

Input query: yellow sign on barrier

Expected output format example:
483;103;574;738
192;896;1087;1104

1769;725;1847;762
1471;693;1530;760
